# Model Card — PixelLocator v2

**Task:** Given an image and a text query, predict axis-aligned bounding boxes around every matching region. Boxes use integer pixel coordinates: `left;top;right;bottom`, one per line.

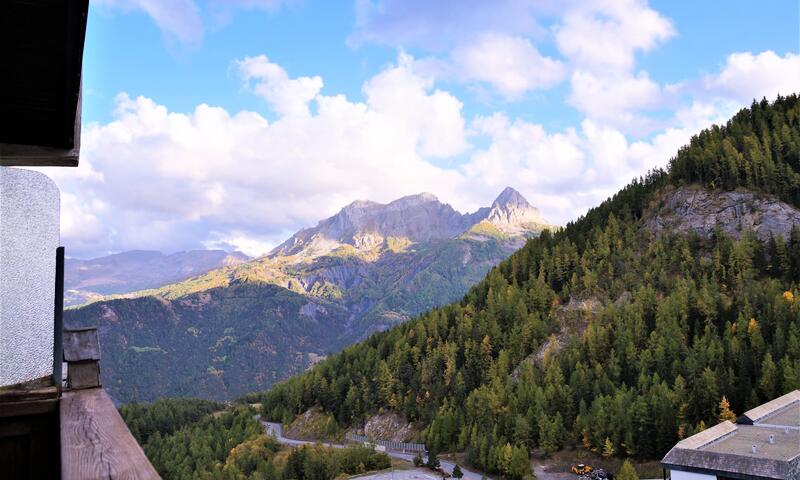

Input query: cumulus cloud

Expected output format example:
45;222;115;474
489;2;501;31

702;51;800;103
54;55;471;257
554;0;675;73
452;33;566;99
568;70;663;131
350;0;675;125
552;0;675;129
235;55;324;116
54;40;796;259
461;96;732;223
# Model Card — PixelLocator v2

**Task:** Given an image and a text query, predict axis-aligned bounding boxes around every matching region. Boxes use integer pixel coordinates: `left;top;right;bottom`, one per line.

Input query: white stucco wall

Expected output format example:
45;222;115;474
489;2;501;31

0;167;60;387
670;470;715;480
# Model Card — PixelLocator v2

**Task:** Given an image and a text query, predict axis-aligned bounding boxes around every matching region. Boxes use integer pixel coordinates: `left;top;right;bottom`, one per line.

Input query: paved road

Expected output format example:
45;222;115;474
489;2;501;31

258;418;488;480
353;467;455;480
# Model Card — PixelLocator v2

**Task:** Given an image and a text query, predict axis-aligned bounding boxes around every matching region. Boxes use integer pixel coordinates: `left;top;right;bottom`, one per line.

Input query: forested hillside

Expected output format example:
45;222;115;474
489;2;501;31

257;95;800;478
120;400;391;480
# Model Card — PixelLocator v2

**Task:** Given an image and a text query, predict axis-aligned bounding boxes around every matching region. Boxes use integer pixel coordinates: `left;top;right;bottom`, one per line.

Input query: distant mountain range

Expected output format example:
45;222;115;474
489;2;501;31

65;250;250;306
65;187;556;402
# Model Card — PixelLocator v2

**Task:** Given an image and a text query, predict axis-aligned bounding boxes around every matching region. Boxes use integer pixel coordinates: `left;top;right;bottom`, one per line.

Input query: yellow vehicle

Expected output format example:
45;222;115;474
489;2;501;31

571;464;593;476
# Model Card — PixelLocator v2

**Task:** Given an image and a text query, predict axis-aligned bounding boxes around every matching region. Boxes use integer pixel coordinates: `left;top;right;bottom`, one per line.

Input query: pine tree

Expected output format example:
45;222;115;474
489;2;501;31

452;464;464;479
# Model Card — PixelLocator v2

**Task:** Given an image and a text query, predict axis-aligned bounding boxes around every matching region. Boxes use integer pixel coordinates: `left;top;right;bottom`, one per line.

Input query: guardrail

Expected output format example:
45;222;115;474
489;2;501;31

346;432;427;453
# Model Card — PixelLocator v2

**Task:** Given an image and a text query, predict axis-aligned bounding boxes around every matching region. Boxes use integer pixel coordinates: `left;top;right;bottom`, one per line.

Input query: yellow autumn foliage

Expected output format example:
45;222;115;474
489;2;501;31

783;291;794;304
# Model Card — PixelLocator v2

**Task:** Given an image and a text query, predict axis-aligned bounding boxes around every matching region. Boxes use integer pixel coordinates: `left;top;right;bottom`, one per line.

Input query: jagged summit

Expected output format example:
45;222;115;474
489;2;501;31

492;186;532;209
270;188;555;258
481;186;548;235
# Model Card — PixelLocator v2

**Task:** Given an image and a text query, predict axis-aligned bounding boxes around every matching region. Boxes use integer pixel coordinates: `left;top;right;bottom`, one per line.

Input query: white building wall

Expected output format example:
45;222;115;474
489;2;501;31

0;167;59;387
670;470;716;480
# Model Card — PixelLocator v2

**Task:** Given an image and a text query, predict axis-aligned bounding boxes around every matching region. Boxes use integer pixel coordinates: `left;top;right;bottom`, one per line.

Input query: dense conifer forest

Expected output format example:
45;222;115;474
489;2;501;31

252;95;800;478
120;401;391;480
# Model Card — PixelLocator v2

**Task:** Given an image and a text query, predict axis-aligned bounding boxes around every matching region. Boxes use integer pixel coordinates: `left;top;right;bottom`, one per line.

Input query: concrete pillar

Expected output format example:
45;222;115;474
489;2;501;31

0;167;60;387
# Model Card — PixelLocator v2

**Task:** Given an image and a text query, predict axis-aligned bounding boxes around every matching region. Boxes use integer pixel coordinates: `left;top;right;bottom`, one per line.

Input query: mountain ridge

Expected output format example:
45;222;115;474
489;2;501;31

65;249;250;306
271;187;551;259
65;187;557;402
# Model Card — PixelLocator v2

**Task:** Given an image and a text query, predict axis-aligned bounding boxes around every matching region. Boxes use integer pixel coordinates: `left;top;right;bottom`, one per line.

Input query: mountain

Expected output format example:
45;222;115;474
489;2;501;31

65;187;556;402
64;249;250;306
271;188;550;258
254;95;800;477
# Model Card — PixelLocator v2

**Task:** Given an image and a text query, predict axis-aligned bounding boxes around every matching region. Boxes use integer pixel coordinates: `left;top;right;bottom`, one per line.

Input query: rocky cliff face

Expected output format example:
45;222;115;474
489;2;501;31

646;186;800;240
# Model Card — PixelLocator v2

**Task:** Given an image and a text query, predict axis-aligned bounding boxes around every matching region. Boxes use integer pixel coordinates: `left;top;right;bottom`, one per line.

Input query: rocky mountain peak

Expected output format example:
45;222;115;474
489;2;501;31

473;187;550;235
492;187;532;209
271;187;554;258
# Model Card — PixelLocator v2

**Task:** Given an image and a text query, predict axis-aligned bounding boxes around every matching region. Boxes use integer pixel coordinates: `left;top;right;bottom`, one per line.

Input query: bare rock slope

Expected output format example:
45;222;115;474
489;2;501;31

646;186;800;240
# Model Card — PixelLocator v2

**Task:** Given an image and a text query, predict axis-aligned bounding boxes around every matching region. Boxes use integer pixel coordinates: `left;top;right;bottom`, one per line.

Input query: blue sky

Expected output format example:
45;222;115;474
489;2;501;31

51;0;800;258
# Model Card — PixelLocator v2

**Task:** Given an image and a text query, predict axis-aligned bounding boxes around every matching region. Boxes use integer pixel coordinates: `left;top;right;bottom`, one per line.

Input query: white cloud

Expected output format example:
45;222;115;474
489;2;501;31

94;0;204;45
452;33;566;99
568;70;663;131
703;51;800;103
554;0;675;73
362;53;469;158
235;55;323;116
55;55;471;257
460;93;733;224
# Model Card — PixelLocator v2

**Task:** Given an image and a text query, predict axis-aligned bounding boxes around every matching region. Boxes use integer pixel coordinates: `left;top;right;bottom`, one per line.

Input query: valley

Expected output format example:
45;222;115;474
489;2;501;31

66;188;556;402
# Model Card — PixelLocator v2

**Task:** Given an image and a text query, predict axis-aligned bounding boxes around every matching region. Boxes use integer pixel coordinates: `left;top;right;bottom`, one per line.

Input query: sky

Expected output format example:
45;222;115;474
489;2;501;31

46;0;800;258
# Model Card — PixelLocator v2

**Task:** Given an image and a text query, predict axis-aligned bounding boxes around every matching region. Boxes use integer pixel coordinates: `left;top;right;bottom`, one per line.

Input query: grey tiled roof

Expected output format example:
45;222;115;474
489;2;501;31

662;390;800;480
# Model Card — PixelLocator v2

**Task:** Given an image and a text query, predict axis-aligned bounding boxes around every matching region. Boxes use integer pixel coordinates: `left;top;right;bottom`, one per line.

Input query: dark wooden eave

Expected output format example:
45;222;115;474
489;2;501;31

0;0;90;166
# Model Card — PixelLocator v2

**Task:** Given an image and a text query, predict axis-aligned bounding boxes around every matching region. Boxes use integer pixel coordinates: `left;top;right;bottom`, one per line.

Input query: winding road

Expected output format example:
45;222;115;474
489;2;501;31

258;418;488;480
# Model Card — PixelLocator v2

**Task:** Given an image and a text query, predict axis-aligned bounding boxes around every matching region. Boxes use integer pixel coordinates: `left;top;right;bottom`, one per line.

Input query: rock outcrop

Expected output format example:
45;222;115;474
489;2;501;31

646;186;800;240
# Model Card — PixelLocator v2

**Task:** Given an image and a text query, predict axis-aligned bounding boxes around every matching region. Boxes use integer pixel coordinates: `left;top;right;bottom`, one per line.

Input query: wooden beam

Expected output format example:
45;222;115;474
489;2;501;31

61;388;160;480
0;142;79;167
0;398;58;418
0;385;58;404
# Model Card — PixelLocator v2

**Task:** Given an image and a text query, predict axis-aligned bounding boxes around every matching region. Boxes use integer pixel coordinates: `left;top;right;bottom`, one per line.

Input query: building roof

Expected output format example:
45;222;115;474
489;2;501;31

662;390;800;480
740;390;800;425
